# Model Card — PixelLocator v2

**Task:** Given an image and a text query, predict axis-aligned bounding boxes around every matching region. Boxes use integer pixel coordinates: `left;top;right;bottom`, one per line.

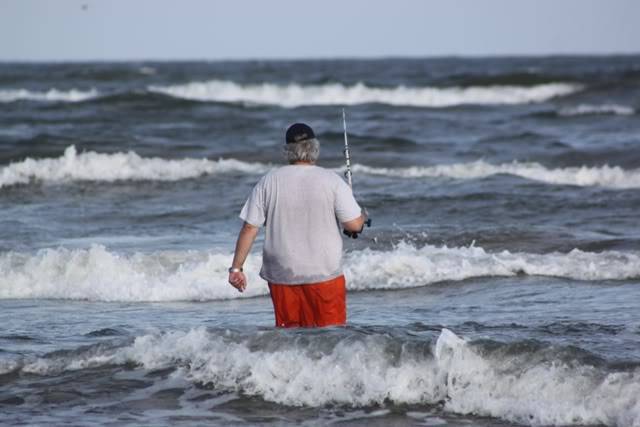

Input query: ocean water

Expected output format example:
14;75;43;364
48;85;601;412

0;56;639;426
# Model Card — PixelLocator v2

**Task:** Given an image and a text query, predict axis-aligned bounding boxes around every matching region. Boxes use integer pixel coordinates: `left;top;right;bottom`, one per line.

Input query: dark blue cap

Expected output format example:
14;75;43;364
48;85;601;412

285;123;315;144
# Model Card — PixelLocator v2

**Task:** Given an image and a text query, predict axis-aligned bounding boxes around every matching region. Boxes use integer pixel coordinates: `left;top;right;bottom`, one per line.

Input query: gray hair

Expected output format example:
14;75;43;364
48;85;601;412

284;138;320;163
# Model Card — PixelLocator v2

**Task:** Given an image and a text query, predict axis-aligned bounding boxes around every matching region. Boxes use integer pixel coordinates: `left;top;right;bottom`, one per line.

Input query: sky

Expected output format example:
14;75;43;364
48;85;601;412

1;0;639;61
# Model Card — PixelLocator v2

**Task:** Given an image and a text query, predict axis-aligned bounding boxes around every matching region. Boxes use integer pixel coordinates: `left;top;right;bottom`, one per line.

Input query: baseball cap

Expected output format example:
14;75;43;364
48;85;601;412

285;123;316;144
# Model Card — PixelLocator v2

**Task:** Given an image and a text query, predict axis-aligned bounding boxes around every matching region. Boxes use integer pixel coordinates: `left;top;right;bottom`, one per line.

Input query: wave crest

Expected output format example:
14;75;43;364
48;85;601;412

1;243;638;302
149;80;581;108
346;242;640;290
353;160;640;189
559;104;635;116
4;147;638;190
16;328;640;426
0;88;100;103
0;145;269;188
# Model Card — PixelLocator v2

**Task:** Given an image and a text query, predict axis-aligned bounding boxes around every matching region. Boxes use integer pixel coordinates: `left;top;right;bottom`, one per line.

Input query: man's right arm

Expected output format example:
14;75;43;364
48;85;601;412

228;221;260;292
231;177;266;293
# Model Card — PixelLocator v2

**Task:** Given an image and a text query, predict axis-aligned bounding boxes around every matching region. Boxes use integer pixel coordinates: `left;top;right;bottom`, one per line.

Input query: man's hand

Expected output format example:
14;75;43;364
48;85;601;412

228;222;259;293
342;209;371;239
228;271;247;292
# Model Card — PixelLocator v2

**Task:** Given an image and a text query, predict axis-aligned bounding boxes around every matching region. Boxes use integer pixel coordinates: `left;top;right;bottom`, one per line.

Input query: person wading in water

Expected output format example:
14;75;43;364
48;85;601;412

228;123;368;327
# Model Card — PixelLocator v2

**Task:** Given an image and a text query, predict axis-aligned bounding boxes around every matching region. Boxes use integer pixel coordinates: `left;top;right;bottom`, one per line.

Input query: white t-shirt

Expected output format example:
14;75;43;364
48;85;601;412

240;164;361;284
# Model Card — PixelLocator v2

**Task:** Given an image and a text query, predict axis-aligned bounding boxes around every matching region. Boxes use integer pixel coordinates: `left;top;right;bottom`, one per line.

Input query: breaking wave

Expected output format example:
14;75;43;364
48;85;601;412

1;243;638;302
558;104;635;116
345;242;640;289
10;328;640;426
0;88;100;103
148;80;581;108
353;160;640;189
0;145;269;188
3;147;639;190
0;81;582;108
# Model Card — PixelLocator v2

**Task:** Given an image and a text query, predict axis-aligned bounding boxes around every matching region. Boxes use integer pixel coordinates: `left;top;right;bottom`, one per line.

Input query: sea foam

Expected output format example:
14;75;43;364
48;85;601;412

3;147;640;190
16;328;640;426
558;103;635;116
352;160;640;189
1;243;638;302
149;80;580;108
0;145;269;188
0;88;100;103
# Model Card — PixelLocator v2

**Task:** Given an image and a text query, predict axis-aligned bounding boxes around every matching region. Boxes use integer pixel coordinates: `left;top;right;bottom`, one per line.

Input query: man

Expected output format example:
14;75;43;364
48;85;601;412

228;123;367;328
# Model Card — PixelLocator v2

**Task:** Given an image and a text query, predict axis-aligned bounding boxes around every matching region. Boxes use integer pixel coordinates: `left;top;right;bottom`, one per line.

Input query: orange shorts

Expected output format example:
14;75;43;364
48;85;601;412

268;275;346;328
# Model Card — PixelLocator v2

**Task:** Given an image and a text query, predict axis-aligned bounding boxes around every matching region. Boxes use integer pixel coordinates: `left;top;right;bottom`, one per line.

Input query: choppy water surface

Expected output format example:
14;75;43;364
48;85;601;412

1;57;639;426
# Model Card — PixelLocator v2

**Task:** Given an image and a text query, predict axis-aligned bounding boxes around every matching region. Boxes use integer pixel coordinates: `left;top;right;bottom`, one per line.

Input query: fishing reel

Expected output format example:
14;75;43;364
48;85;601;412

343;209;372;239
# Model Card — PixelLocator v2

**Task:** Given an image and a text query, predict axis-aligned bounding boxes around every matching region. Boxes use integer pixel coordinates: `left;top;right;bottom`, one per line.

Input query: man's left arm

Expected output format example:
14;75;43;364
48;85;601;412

342;210;368;233
228;221;260;292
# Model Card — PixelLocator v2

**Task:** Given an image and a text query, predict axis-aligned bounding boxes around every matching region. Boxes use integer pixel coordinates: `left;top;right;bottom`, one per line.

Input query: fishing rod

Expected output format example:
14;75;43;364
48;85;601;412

342;109;353;188
342;108;371;239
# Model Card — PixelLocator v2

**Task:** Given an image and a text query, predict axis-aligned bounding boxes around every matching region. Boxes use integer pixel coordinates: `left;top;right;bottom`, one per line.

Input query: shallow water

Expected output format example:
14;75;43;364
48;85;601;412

1;56;640;426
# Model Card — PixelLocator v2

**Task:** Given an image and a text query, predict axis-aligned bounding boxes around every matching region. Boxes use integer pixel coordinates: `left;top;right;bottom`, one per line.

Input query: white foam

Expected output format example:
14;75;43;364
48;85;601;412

434;329;640;426
559;104;635;116
352;160;640;189
1;243;638;302
345;242;640;290
4;147;636;190
0;145;270;188
0;244;267;302
0;358;20;375
149;80;580;108
0;88;100;103
138;66;157;75
19;328;640;426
